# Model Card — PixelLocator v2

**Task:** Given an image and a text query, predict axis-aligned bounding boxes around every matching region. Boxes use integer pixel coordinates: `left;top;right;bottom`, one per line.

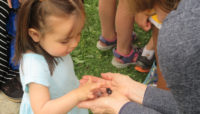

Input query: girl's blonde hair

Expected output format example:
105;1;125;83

15;0;85;75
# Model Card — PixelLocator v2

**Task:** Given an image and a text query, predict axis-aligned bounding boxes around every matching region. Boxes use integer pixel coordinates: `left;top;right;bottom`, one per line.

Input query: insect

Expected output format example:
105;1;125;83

106;88;112;95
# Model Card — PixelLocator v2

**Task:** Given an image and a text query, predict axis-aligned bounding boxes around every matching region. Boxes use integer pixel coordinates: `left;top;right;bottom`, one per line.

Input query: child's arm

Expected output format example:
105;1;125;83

29;80;103;114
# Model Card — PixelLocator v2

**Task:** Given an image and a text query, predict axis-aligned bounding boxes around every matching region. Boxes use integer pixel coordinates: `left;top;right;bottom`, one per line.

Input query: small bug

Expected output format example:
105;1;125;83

106;88;112;95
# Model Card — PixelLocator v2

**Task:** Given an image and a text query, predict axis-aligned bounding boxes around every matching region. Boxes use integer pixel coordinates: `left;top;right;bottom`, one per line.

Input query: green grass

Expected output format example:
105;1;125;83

71;0;152;82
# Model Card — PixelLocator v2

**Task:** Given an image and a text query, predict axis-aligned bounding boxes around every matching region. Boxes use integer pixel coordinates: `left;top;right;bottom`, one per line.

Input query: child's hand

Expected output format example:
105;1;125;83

76;78;108;102
135;11;152;31
78;90;130;114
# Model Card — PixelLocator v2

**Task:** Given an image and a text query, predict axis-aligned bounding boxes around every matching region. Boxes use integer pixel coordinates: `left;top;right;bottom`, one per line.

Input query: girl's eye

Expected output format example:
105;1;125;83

60;41;68;44
60;38;71;44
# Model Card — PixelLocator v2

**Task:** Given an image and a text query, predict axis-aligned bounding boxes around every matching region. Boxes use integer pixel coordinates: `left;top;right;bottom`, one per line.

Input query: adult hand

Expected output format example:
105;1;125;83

101;73;147;104
101;73;136;98
80;73;147;104
78;90;130;114
135;12;151;31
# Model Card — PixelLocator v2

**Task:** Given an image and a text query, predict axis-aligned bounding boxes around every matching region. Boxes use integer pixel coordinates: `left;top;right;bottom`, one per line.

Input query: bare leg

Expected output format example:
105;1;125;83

145;36;154;50
99;0;117;44
115;0;135;55
142;36;155;60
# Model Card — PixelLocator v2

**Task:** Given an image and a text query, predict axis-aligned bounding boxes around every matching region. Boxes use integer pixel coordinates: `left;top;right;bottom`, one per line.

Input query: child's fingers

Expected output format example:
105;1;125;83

88;93;95;99
82;75;103;83
92;81;113;93
79;79;88;86
88;77;93;83
79;78;95;87
82;75;93;79
87;81;106;93
98;88;110;97
79;78;89;83
93;90;103;98
82;75;98;80
91;82;104;89
100;80;112;89
80;78;109;88
101;72;115;80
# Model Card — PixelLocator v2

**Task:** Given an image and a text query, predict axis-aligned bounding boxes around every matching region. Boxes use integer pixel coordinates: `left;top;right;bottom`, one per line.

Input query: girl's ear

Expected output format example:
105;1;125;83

28;28;41;42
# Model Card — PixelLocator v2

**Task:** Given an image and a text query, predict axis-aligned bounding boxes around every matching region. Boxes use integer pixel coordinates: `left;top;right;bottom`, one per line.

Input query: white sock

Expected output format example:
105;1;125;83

141;46;155;60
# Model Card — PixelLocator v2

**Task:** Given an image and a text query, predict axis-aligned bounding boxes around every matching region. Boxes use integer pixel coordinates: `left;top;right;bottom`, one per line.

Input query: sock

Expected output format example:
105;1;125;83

141;46;155;60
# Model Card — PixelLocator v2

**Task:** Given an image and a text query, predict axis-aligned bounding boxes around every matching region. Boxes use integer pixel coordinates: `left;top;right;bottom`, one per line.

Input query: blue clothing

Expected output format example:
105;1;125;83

19;53;88;114
7;0;20;70
6;0;19;37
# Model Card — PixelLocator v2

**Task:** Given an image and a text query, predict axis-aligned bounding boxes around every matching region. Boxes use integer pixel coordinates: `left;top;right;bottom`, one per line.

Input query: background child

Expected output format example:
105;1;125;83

14;0;104;114
97;0;156;72
0;0;23;102
96;0;143;68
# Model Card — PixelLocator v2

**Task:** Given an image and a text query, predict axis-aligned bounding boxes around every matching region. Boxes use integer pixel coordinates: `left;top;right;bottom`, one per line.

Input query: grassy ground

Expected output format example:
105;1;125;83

71;0;152;82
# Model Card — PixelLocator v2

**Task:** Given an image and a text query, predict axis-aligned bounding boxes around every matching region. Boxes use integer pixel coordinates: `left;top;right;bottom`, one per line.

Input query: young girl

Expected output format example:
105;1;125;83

14;0;104;114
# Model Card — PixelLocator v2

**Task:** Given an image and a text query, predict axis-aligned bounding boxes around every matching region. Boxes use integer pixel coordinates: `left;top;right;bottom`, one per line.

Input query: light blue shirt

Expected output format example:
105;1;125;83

19;53;88;114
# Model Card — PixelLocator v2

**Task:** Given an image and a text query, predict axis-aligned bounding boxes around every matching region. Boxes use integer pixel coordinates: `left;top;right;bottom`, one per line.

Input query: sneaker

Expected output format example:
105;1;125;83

135;56;155;73
0;77;23;103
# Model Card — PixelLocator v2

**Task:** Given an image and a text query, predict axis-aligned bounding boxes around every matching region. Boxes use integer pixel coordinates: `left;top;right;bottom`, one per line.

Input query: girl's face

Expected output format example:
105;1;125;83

39;14;84;57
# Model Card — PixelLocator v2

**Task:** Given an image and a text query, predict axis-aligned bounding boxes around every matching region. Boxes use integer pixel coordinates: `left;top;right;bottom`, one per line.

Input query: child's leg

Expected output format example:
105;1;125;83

99;0;117;42
142;37;154;60
111;0;141;68
115;0;134;55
